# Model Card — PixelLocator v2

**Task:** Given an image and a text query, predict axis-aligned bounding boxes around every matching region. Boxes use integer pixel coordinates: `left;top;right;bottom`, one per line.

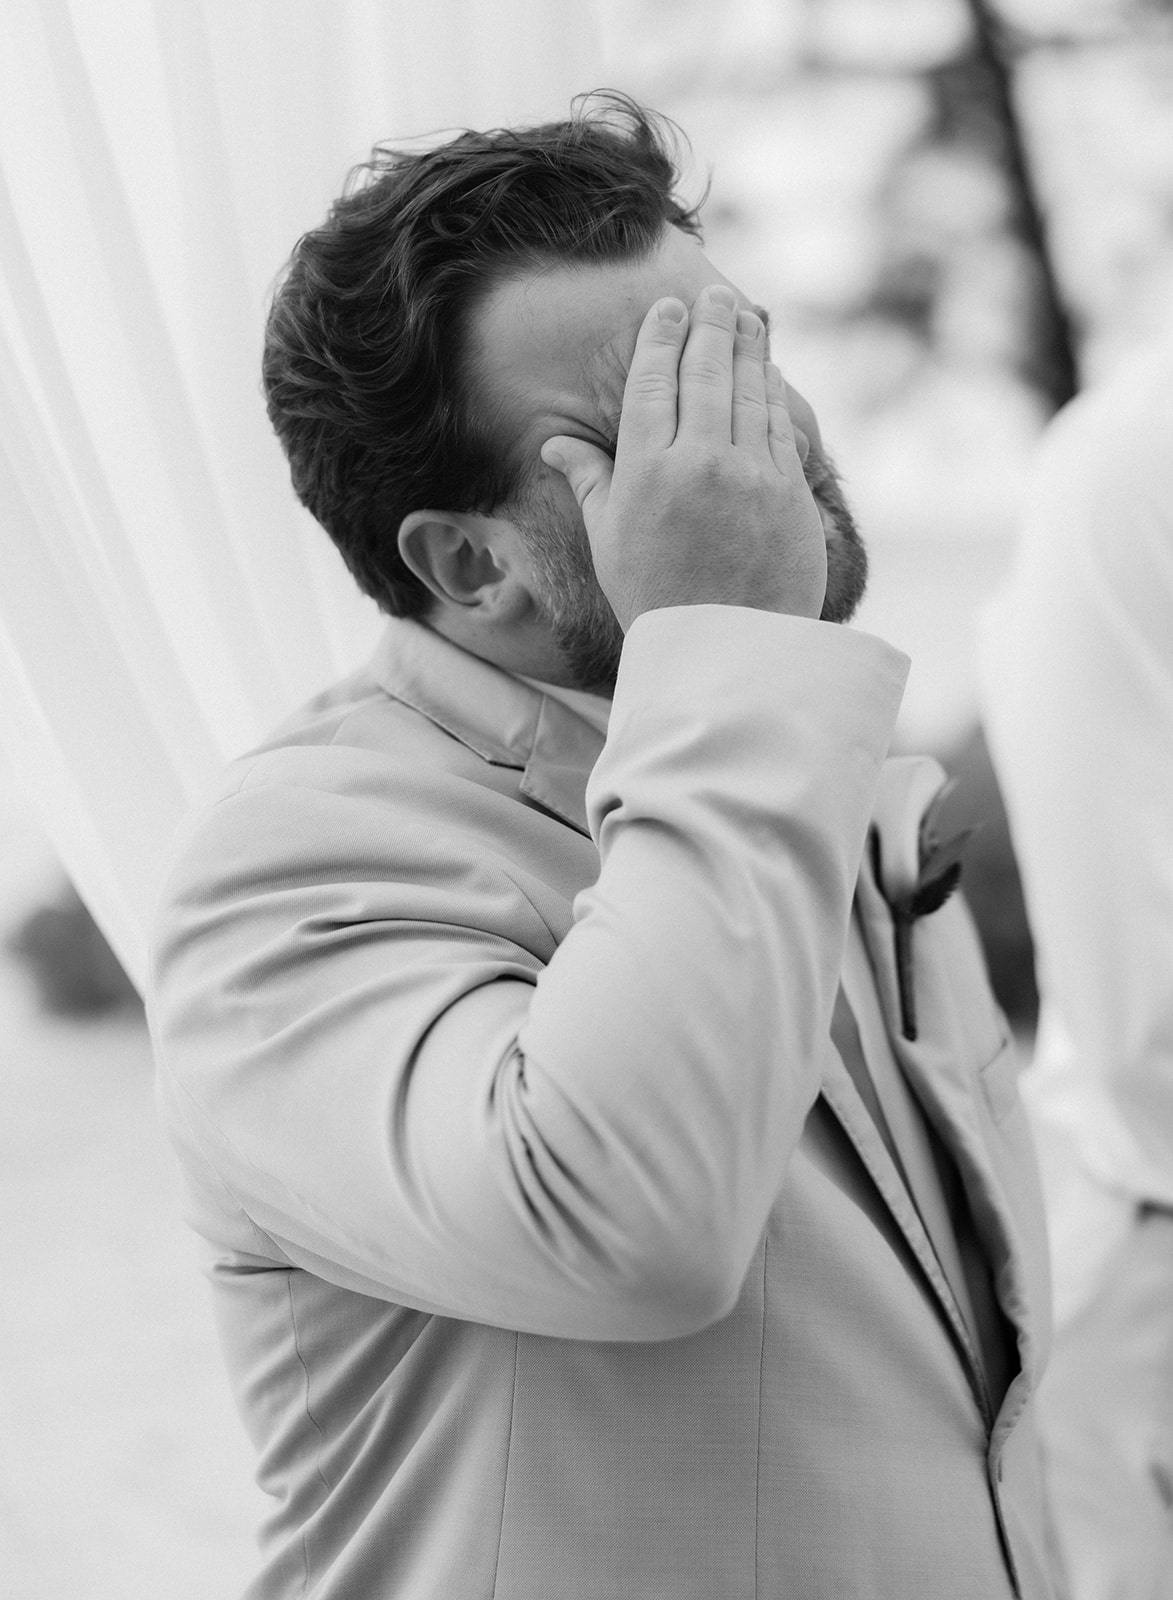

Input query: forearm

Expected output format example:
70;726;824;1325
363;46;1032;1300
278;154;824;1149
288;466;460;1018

507;607;906;1330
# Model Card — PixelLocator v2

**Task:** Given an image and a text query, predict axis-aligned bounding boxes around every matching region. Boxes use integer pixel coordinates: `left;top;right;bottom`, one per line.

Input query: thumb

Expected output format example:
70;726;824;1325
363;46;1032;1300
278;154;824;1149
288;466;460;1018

540;436;613;527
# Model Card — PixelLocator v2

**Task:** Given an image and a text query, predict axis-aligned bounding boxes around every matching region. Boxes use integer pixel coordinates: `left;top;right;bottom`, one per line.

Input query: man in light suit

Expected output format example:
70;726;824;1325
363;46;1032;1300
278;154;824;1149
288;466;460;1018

148;96;1060;1598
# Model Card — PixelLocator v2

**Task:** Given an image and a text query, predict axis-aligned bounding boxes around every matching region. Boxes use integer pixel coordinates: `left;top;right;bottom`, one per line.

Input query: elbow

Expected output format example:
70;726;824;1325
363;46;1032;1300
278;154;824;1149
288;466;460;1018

661;1274;744;1340
620;1218;754;1340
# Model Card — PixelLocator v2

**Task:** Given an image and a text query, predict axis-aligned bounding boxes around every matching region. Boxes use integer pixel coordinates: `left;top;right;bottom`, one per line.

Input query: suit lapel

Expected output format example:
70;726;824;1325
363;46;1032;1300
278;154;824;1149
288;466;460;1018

848;766;1047;1427
818;757;1045;1422
819;1042;992;1407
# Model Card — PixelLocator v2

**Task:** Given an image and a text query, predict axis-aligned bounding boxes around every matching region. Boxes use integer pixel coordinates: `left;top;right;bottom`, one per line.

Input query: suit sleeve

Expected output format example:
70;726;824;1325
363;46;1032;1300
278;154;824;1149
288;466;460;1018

150;606;907;1340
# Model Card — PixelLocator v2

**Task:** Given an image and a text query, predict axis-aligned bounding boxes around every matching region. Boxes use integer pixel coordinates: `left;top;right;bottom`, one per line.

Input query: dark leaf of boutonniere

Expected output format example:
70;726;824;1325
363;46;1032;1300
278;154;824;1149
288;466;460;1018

872;818;983;1042
909;825;980;919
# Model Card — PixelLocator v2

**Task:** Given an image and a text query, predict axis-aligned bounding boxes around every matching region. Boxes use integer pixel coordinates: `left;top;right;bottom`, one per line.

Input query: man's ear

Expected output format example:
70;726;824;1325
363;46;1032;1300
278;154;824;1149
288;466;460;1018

397;510;529;618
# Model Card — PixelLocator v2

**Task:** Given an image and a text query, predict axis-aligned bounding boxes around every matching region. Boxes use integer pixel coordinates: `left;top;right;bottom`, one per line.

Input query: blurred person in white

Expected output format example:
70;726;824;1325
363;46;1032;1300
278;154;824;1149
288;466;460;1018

148;95;1062;1600
981;336;1173;1597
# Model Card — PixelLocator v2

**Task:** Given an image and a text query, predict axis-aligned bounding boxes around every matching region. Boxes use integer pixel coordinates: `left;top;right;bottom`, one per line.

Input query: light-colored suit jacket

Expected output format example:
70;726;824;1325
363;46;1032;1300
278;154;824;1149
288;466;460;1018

148;606;1056;1599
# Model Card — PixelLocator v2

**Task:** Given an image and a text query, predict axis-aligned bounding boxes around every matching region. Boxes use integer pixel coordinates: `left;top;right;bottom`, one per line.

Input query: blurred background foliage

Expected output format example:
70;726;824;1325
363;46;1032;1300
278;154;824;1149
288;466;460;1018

8;0;1173;1029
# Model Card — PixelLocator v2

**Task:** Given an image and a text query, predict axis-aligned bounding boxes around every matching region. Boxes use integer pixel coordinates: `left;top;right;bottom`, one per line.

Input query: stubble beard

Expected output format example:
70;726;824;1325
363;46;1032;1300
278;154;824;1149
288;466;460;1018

512;485;627;693
515;451;868;696
806;450;869;628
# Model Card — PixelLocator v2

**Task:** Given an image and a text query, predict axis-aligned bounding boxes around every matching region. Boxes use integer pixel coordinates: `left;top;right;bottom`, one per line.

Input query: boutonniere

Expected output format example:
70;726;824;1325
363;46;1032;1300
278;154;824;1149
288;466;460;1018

871;779;980;1043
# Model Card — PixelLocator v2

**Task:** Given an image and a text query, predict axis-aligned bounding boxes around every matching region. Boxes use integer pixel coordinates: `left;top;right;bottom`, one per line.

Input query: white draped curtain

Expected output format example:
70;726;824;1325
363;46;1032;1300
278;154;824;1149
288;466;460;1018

0;0;603;990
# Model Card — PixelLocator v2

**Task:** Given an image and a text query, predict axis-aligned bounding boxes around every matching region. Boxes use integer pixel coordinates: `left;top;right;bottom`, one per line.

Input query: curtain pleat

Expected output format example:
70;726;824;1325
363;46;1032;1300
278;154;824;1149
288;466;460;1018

0;0;603;991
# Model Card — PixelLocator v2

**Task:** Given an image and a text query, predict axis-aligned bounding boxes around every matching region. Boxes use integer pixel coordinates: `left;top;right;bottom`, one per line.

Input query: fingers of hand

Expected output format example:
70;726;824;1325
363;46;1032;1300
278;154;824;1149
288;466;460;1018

615;297;688;454
731;309;769;451
675;283;739;440
783;379;820;466
541;436;613;524
765;361;804;478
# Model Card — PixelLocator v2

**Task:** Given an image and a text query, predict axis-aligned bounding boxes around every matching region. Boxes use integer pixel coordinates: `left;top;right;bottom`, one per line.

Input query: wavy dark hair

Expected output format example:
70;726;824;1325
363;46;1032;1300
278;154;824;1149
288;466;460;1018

262;91;703;618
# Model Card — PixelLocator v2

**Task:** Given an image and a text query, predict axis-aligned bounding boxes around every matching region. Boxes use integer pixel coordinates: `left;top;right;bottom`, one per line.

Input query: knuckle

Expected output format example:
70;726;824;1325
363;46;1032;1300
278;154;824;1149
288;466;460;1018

627;370;677;406
681;352;730;387
732;386;766;414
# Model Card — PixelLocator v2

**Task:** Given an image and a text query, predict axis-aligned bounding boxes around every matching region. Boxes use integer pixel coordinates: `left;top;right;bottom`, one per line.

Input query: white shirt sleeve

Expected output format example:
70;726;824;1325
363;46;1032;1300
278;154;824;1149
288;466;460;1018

979;341;1173;1316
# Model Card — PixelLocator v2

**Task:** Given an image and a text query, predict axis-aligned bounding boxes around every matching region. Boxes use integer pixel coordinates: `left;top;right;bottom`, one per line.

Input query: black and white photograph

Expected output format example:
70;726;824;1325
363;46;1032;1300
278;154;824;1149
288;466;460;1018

2;2;1172;1596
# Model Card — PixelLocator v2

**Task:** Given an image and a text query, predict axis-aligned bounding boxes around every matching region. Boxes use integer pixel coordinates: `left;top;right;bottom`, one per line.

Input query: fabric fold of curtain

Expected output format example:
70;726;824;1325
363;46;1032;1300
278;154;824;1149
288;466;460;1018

0;0;600;989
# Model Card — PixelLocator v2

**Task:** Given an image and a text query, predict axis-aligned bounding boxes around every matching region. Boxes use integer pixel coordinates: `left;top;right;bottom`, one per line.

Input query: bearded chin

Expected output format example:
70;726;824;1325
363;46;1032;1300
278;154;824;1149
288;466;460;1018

809;453;868;626
513;489;625;694
539;565;625;693
820;534;868;625
817;511;869;626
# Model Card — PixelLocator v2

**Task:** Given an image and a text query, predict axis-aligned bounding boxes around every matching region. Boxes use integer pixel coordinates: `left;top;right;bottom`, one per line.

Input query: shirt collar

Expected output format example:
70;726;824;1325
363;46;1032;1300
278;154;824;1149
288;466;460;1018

518;674;612;738
367;618;607;835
